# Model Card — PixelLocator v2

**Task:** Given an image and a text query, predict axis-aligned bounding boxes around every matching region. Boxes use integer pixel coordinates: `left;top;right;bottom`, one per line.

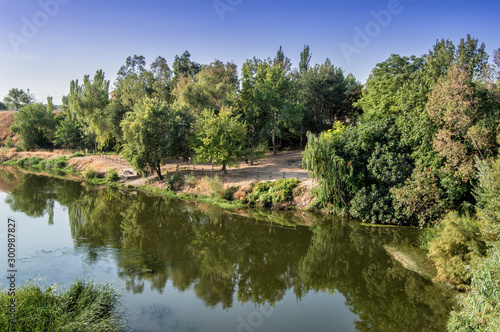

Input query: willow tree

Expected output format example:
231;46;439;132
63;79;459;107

302;123;353;212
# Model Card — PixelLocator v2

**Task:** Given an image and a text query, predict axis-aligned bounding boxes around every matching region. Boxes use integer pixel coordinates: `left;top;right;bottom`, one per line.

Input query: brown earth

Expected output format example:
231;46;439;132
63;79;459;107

0;111;16;144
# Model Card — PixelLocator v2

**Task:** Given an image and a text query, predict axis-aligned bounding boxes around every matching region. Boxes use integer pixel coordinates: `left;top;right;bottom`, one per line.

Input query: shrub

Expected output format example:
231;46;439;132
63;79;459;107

106;168;120;182
16;156;44;167
4;137;15;148
84;169;103;180
220;186;239;201
427;212;486;288
165;172;184;190
447;247;500;331
40;156;68;170
247;179;300;207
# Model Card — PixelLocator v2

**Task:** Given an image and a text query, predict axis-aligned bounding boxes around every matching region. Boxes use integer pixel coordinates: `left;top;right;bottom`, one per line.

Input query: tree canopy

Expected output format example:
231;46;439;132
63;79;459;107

121;99;193;180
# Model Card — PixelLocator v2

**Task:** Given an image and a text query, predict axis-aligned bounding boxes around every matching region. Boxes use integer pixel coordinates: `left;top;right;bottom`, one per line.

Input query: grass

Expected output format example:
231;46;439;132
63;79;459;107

0;280;126;332
247;178;300;207
447;247;500;331
137;185;246;209
4;156;75;174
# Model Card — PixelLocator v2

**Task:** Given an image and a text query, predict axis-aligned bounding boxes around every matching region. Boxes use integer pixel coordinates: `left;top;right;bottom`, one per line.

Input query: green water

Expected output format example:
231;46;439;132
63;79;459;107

0;168;455;331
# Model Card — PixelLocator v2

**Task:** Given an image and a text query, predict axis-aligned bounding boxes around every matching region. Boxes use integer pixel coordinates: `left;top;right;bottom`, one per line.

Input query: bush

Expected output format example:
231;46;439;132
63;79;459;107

220;186;239;201
165;172;184;190
40;156;68;170
106;168;120;182
4;137;15;148
247;179;300;207
447;247;500;331
85;169;103;180
427;212;486;288
0;280;125;331
16;156;44;167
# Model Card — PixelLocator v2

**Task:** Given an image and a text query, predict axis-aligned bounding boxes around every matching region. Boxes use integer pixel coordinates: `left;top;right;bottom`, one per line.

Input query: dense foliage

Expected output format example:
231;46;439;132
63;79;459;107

10;103;55;150
121;99;193;180
303;35;500;227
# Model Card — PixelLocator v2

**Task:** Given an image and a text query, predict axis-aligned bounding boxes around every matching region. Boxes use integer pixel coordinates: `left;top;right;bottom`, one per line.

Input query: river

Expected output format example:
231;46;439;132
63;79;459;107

0;168;455;331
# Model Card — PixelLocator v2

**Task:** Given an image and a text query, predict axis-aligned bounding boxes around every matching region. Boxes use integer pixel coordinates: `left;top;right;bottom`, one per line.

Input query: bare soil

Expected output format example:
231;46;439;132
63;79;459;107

0;111;16;144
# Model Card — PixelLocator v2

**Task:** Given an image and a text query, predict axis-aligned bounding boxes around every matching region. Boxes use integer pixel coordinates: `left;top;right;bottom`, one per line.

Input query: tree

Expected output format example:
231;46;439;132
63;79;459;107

46;96;54;113
192;107;246;172
456;34;489;80
427;64;496;184
3;88;35;110
174;60;238;113
299;59;351;133
121;99;193;180
0;101;6;110
173;51;202;79
69;70;111;149
114;55;174;108
299;45;312;76
55;116;83;149
239;59;302;155
10;103;55;150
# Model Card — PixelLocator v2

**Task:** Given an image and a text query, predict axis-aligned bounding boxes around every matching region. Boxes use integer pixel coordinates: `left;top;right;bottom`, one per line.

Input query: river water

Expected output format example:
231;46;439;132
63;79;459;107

0;168;455;331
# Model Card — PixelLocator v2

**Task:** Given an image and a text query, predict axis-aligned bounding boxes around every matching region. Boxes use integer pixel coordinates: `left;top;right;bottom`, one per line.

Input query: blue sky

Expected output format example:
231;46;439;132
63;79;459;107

0;0;498;104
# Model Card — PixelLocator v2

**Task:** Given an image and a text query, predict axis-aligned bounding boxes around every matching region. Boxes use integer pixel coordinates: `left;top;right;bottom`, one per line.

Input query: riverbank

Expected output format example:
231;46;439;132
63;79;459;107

0;148;317;210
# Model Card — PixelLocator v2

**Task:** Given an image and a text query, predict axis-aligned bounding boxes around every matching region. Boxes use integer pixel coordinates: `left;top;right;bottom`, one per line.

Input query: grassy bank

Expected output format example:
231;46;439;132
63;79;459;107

0;280;125;331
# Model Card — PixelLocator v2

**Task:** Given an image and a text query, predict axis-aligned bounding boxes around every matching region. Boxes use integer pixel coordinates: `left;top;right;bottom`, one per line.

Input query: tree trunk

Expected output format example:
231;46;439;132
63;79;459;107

156;164;164;181
222;164;227;173
272;132;277;155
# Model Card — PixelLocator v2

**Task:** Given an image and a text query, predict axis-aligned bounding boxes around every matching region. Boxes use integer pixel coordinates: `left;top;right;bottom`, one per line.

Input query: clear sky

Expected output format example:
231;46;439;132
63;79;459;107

0;0;498;104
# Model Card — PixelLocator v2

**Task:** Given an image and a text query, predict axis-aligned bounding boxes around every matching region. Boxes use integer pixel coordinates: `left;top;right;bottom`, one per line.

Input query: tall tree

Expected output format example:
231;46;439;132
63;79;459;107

173;51;202;79
174;60;238;113
240;59;302;156
456;34;489;80
427;64;496;184
299;45;312;76
3;88;35;110
121;99;193;180
69;70;110;149
114;55;174;108
299;59;350;133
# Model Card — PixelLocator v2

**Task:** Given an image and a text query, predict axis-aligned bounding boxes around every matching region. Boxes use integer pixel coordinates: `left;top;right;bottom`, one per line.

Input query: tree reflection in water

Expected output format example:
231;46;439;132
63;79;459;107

5;171;455;331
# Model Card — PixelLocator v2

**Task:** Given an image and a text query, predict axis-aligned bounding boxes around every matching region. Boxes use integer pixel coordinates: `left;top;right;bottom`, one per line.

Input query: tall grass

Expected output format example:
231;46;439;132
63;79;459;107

447;247;500;331
0;280;126;331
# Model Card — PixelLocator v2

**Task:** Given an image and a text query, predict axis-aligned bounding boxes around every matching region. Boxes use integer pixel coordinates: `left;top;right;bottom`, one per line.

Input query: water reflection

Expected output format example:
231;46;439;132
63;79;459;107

4;169;455;331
